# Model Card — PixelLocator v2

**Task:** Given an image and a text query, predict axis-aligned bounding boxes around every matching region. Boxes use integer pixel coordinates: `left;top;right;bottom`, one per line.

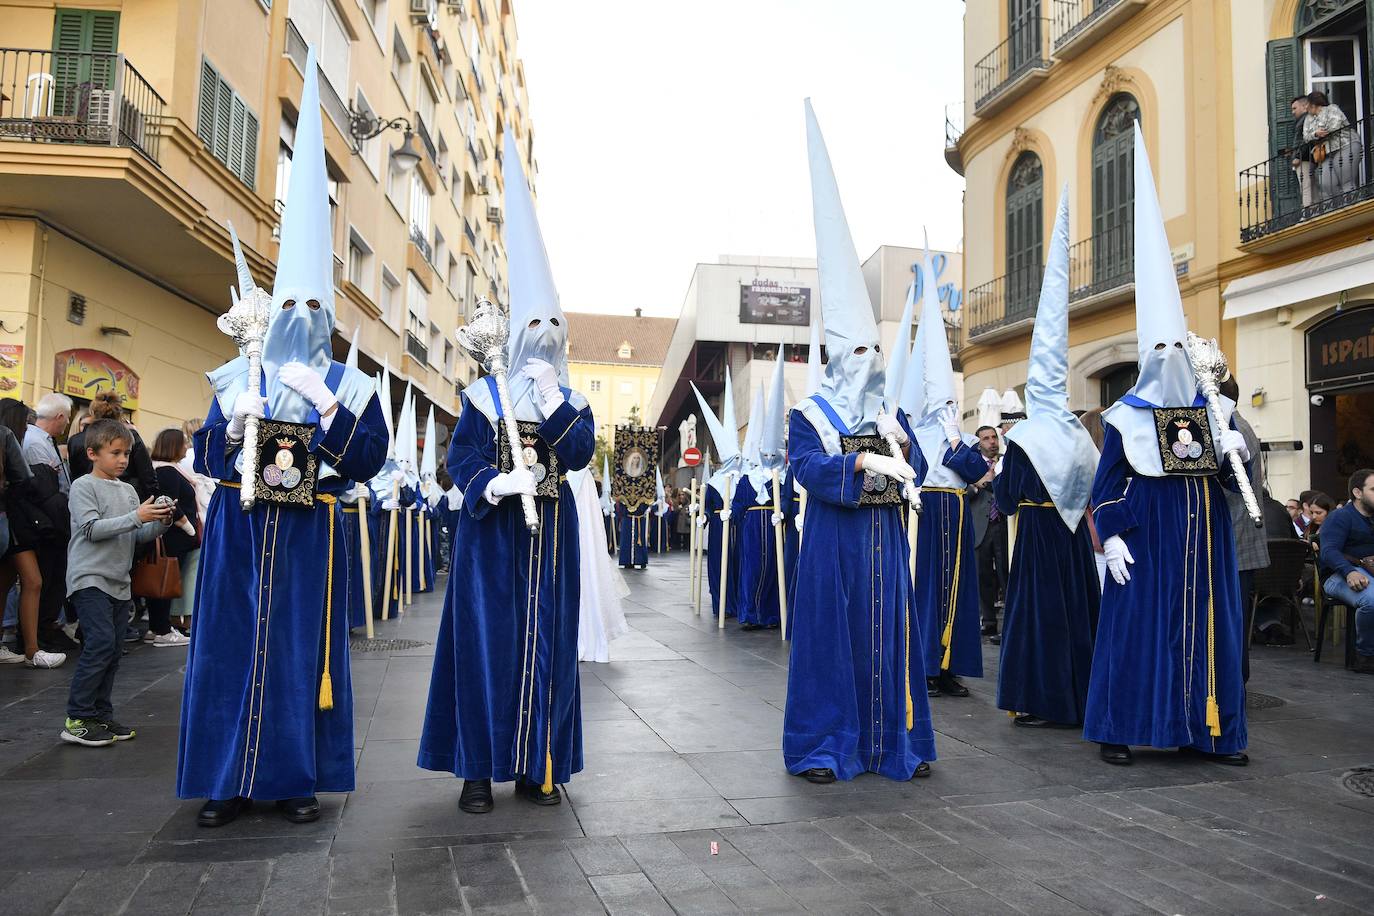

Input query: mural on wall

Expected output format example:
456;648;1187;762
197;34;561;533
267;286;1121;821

53;348;140;410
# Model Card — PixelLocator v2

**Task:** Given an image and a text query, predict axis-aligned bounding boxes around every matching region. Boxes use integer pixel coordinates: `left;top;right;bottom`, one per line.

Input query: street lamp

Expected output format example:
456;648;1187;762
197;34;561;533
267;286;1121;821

347;105;422;173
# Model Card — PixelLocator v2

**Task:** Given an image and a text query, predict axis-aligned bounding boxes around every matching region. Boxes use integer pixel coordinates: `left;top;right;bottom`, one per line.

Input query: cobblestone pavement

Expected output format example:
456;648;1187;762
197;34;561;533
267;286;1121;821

2;552;1372;915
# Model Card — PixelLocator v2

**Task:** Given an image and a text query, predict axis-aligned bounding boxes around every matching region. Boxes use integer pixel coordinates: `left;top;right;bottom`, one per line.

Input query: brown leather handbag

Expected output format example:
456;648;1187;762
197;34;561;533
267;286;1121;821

132;538;182;600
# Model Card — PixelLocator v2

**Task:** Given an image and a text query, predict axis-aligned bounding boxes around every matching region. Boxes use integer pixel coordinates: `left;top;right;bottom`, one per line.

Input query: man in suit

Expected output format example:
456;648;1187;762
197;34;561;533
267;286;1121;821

970;425;1009;641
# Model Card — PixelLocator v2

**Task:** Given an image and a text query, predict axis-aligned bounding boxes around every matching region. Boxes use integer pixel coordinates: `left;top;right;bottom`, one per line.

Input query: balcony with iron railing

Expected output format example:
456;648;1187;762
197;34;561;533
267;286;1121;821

1239;116;1374;250
944;102;965;176
973;19;1052;117
284;19;350;136
405;330;429;365
0;47;165;163
414;114;437;163
410;222;434;263
1050;0;1149;59
963;224;1134;345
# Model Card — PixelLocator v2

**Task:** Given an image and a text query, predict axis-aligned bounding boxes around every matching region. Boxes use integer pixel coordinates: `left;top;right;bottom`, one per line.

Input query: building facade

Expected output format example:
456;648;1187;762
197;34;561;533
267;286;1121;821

564;309;675;449
952;0;1374;501
649;250;962;468
0;0;536;435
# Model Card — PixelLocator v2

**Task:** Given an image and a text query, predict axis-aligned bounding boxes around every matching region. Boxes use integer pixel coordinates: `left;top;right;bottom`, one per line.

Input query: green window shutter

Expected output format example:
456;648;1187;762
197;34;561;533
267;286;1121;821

212;74;233;164
1266;38;1302;158
240;110;259;189
51;10;85;117
228;94;247;181
1265;37;1303;219
197;59;218;146
87;11;119;90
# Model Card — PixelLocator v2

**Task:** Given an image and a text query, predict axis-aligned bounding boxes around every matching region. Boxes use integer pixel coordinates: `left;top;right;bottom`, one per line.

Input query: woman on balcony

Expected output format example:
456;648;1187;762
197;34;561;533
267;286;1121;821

1304;90;1363;201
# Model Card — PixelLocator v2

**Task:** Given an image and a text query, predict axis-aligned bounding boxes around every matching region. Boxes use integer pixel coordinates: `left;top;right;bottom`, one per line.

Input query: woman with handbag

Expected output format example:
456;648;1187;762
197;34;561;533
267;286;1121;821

0;401;61;668
1305;90;1364;201
143;429;199;647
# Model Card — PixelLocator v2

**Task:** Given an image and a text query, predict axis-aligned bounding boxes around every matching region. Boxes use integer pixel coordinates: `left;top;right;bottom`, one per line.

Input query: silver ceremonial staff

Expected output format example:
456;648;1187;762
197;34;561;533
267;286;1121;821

1186;331;1262;528
456;298;540;533
216;276;272;511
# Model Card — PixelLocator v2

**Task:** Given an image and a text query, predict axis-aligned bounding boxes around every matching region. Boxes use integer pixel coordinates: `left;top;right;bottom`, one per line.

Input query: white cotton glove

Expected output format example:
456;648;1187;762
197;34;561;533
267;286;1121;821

522;358;563;416
876;412;908;445
689;502;699;515
278;362;338;416
719;508;732;522
657;504;669;517
381;498;400;510
938;404;962;445
795;514;804;533
696;514;708;529
861;452;917;483
226;392;267;442
771;510;784;526
1103;535;1135;585
484;467;536;505
1219;429;1250;462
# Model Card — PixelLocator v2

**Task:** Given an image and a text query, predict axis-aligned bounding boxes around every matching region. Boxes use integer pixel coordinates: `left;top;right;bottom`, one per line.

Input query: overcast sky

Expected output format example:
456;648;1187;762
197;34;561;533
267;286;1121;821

514;0;967;318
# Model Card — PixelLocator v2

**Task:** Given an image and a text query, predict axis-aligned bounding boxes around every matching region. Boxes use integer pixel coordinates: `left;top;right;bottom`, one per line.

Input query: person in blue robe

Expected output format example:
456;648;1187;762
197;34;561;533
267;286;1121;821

418;135;595;813
691;374;745;623
1084;125;1250;767
177;54;387;828
618;501;650;568
993;188;1101;728
731;474;782;629
782;100;936;784
340;485;367;631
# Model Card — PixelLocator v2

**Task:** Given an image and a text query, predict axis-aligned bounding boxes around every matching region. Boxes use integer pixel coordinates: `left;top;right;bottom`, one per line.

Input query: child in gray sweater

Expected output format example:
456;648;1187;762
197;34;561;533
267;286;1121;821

62;419;172;747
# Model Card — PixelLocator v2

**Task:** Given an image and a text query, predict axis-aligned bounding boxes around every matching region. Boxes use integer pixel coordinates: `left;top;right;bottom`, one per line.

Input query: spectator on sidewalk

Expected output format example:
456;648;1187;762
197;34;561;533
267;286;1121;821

61;419;172;746
1317;469;1374;675
1218;378;1268;683
172;418;211;630
0;401;62;669
22;393;78;655
68;392;158;500
146;428;199;645
970;425;1008;640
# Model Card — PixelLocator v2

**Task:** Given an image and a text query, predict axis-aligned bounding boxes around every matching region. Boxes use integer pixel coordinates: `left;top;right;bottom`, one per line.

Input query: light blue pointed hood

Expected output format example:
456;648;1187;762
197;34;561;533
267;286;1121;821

1005;187;1100;529
805;99;884;435
759;346;787;471
897;302;927;420
502;131;568;421
693;371;744;498
1102;124;1224;475
912;244;977;485
806;314;825;396
883;270;917;410
600;452;613;516
344;323;360;370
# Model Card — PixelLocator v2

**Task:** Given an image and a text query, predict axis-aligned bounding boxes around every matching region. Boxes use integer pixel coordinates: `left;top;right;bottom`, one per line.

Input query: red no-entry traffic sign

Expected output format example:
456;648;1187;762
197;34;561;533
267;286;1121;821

683;446;702;466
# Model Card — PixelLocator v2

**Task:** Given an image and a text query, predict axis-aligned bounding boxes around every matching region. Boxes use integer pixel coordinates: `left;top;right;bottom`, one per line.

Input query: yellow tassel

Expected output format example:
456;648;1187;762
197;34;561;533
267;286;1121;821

941;642;952;671
318;671;334;710
1206;695;1221;736
905;689;914;730
542;750;554;794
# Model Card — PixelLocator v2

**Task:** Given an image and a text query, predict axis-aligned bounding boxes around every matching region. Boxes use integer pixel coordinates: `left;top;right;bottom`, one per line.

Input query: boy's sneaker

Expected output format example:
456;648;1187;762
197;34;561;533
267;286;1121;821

25;649;66;669
61;718;115;747
0;645;25;664
150;631;191;648
95;719;136;741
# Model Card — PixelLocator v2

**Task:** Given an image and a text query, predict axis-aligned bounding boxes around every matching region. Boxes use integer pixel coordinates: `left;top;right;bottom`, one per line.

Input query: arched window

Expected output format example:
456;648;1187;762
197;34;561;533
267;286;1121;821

1005;151;1043;321
1092;93;1139;288
1099;363;1139;407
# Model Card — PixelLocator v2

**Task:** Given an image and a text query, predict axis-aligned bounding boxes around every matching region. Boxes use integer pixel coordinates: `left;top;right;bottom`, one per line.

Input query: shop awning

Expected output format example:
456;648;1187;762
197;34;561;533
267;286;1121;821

1222;239;1374;320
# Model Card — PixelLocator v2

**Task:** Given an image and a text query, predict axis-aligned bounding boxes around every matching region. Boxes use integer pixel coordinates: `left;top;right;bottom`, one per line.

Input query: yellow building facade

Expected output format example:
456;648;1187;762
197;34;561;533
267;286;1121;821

0;0;536;434
564;310;675;446
952;0;1374;501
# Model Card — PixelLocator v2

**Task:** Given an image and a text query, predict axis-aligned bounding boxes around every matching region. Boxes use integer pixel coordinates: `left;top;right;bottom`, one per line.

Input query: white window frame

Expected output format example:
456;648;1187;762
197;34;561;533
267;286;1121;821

391;25;412;103
380;265;401;330
353;87;381;180
347;226;374;296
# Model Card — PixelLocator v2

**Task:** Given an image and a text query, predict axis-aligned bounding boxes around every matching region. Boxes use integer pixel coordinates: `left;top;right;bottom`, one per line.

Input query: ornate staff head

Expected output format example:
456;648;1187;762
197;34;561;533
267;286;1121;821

1185;331;1231;399
456;298;512;376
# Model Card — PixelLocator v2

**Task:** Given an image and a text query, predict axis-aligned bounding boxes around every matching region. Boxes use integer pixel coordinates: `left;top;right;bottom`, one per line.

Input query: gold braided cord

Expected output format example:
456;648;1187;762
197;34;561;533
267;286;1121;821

940;492;966;671
1204;483;1221;738
319;494;337;710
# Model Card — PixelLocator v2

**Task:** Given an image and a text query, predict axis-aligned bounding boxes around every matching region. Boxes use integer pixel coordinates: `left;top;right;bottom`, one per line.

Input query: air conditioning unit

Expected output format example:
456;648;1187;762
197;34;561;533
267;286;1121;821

487;206;502;226
443;0;467;14
476;175;490;195
409;0;435;24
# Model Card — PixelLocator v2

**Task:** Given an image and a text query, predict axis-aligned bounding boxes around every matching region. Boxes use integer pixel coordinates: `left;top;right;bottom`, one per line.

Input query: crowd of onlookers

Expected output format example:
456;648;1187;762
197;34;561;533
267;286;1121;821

0;390;211;670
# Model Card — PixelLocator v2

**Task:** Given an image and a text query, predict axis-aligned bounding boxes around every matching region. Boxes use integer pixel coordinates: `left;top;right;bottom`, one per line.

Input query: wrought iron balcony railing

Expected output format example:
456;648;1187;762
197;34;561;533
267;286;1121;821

1051;0;1142;54
404;330;429;365
1239;115;1374;243
410;223;434;263
973;19;1052;114
0;47;164;163
284;20;349;136
1068;222;1133;302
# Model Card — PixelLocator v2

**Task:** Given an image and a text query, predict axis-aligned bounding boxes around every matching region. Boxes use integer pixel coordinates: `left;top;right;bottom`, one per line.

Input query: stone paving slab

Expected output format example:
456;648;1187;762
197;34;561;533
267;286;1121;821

2;552;1372;914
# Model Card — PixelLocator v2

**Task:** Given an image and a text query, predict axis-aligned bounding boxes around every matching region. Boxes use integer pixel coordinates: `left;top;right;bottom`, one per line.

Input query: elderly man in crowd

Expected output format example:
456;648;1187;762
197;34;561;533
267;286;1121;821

24;392;77;654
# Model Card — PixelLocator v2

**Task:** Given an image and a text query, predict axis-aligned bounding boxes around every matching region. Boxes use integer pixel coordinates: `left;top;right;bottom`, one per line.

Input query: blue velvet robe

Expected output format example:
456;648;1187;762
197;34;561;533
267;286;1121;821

367;486;414;620
618;503;650;567
782;470;801;600
418;395;595;784
341;500;366;630
646;508;672;553
177;388;388;801
405;503;435;595
914;443;990;679
704;484;740;620
733;475;783;628
782;409;936;781
992;443;1100;724
1083;424;1248;754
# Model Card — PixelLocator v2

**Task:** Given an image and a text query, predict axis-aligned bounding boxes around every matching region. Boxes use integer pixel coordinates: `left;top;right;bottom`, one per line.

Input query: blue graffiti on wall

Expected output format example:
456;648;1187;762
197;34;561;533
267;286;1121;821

911;254;962;312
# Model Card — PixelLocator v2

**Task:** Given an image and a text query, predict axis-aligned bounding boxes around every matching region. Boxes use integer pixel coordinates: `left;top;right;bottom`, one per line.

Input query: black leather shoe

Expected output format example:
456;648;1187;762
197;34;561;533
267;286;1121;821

1014;714;1074;729
1179;746;1249;766
197;796;249;828
459;778;494;814
516;778;562;806
1099;743;1133;766
937;672;970;697
800;767;836;784
926;677;941;698
980;624;997;637
912;762;931;779
989;634;1002;645
740;623;763;631
276;796;321;823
